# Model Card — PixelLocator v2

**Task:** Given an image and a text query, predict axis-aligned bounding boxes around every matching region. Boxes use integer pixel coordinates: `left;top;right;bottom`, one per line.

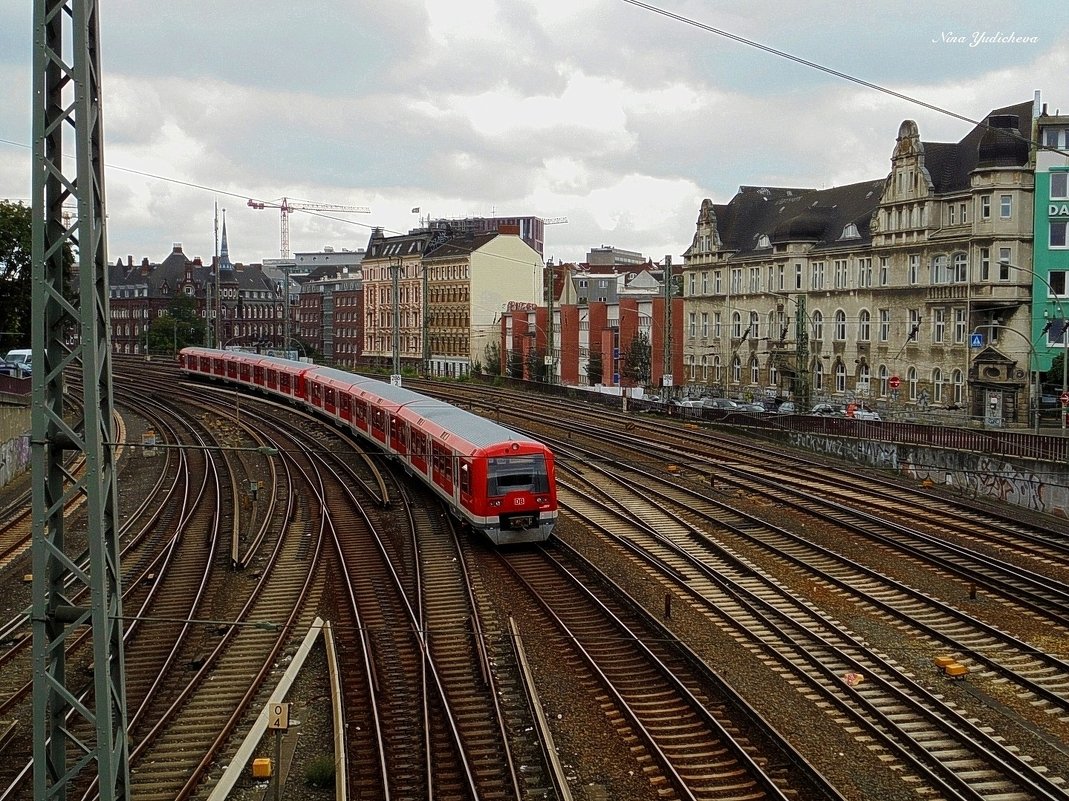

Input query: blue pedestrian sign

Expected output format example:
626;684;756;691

970;333;984;348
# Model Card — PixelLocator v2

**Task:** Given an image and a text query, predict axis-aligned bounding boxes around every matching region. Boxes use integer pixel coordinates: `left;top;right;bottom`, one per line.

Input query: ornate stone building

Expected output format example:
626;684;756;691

682;100;1037;422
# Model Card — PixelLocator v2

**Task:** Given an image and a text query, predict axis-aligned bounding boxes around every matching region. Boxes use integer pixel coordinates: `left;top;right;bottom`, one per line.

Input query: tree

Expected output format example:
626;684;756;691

586;346;604;386
525;345;546;381
507;347;524;379
0;200;75;352
147;296;206;355
622;331;652;386
483;340;501;376
0;201;34;350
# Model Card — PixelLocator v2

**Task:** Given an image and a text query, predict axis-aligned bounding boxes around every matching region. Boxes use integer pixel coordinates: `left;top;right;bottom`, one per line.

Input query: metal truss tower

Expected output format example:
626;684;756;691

31;2;130;800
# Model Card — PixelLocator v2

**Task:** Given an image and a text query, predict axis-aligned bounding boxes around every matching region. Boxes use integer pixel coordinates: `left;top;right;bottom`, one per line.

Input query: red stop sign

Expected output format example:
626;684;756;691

889;375;901;390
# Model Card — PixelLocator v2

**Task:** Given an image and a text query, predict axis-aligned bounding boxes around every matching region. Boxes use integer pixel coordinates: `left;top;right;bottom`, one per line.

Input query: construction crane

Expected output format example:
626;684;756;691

247;196;371;257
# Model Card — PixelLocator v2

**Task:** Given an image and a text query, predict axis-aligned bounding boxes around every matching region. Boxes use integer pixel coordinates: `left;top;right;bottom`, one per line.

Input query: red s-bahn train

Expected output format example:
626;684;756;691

178;348;557;544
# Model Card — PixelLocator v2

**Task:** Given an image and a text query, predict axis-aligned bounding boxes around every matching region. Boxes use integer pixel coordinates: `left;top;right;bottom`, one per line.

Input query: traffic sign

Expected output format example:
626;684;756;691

1060;391;1069;406
970;333;984;348
888;375;901;390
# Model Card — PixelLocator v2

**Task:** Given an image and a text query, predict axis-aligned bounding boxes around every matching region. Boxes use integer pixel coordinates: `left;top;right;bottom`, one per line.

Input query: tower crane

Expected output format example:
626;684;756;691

247;196;371;257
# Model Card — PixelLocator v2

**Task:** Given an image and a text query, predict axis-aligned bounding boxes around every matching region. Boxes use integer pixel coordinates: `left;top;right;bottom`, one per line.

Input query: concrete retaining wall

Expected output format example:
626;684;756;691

0;400;31;488
784;430;1069;520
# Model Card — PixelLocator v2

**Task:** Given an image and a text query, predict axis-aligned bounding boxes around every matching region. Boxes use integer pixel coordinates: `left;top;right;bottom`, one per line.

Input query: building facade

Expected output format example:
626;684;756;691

681;100;1038;422
1033;109;1069;398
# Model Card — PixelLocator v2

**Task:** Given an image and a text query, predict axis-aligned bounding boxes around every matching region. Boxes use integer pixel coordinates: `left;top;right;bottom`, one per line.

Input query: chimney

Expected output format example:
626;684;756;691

127;255;133;267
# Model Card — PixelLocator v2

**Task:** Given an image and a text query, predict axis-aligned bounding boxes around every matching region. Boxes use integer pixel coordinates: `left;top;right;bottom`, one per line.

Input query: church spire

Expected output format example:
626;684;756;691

219;208;234;272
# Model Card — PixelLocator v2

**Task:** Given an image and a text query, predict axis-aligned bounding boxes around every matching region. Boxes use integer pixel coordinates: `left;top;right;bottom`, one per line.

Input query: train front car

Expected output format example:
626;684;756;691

472;440;557;545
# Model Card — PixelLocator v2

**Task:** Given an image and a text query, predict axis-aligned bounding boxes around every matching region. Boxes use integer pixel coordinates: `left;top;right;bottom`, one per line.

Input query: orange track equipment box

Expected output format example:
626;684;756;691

252;758;272;779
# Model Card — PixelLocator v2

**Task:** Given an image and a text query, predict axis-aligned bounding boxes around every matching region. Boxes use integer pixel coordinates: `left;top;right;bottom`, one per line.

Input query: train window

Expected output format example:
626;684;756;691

459;461;471;494
326;387;335;406
372;409;385;434
487;455;548;495
353;399;367;422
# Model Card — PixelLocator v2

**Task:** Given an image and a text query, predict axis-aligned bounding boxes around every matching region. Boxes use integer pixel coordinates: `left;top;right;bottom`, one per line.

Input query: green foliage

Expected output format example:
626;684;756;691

621;331;652;385
483;340;502;376
303;755;335;789
1047;352;1065;385
0;201;33;350
507;347;524;379
525;346;546;381
586;346;604;386
147;297;207;355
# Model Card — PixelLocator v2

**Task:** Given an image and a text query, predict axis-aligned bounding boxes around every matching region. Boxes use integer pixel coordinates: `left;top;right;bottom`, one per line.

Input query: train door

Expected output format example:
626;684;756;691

253;365;266;387
458;457;473;508
325;386;337;416
226;360;238;379
280;372;291;396
370;407;387;444
431;441;454;495
339;393;351;423
410;429;429;474
239;361;252;384
266;367;279;392
390;416;408;456
352;398;368;432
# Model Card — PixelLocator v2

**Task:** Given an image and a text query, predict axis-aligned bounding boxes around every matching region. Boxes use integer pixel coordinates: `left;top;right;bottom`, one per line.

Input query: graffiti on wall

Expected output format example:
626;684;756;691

786;432;1068;519
0;434;30;487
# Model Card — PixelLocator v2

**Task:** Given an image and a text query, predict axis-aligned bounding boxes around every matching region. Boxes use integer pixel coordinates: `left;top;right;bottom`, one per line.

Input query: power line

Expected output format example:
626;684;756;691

619;0;1069;157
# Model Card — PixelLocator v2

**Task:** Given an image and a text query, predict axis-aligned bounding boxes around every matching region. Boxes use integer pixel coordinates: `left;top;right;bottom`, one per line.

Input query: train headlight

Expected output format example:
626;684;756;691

536;496;548;504
490;499;502;507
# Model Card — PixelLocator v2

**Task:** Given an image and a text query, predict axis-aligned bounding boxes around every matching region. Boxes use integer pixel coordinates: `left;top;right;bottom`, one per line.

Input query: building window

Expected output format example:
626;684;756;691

952;369;964;404
960;202;968;224
714;312;722;337
732;356;741;383
835;361;846;393
907;366;918;401
688;312;697;337
909;255;919;285
998;248;1011;280
750;357;760;385
953;253;967;283
795;263;803;290
814;359;824;391
701;312;709;338
858;309;871;341
954;308;967;344
879;309;890;342
1052;221;1068;248
857;364;870;395
948;204;956;226
908;309;921;341
701;272;709;294
749;311;760;339
932;368;943;403
857;258;872;288
1052;172;1069;199
834;310;846;341
688;274;696;296
811;310;824;341
714;271;722;293
931;255;949;284
933;309;946;343
732;312;742;338
980;247;990;280
878;364;889;397
834;259;849;289
879;257;889;286
811;262;825;290
713;355;722;383
981;195;991;219
730;269;742;293
1000;194;1012;219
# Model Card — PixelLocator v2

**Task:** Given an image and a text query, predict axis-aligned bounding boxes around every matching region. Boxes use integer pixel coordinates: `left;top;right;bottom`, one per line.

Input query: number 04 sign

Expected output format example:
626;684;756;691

268;702;290;731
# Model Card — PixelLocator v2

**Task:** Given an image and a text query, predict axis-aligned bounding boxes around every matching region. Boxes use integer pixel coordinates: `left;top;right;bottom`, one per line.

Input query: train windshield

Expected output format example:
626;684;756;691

487;454;548;495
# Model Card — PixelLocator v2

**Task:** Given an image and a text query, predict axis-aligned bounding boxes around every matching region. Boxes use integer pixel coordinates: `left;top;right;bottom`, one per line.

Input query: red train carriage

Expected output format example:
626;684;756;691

179;348;556;544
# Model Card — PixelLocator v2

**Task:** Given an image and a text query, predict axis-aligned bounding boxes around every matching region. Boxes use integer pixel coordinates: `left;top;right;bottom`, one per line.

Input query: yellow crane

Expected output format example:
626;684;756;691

247;196;370;257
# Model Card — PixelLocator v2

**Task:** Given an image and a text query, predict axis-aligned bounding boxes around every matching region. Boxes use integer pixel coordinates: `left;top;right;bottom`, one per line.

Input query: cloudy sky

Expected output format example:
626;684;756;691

2;1;1069;266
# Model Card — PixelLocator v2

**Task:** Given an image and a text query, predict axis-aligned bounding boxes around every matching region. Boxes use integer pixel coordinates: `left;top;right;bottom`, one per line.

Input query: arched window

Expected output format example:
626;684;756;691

811;310;824;340
687;355;695;380
750;357;760;384
769;362;778;387
907;366;918;401
749;311;760;339
953;252;968;283
834;310;847;341
858;309;871;341
700;355;708;381
713;355;722;383
952;369;964;405
813;359;824;391
732;355;742;383
732;311;743;338
878;364;889;397
835;361;847;393
932;368;943;403
857;363;870;395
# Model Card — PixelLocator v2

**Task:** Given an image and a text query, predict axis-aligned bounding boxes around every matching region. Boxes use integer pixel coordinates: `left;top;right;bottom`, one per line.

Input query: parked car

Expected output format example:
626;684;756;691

736;402;767;413
0;358;18;377
810;402;845;416
775;401;797;414
852;408;882;421
702;397;738;410
3;349;31;377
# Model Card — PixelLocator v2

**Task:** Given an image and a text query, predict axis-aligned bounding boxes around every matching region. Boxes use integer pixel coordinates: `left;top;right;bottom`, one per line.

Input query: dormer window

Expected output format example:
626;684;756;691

756;234;771;249
839;223;860;240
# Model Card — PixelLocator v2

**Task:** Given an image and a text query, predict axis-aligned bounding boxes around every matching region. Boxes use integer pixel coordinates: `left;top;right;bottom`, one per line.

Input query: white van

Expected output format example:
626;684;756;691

4;349;31;376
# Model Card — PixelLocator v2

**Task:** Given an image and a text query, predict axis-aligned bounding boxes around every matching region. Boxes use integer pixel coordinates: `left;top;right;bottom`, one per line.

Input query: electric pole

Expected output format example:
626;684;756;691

32;1;131;799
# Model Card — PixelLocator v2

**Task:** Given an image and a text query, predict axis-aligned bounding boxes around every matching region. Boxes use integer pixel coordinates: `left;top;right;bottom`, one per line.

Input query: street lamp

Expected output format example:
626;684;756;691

998;258;1067;432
